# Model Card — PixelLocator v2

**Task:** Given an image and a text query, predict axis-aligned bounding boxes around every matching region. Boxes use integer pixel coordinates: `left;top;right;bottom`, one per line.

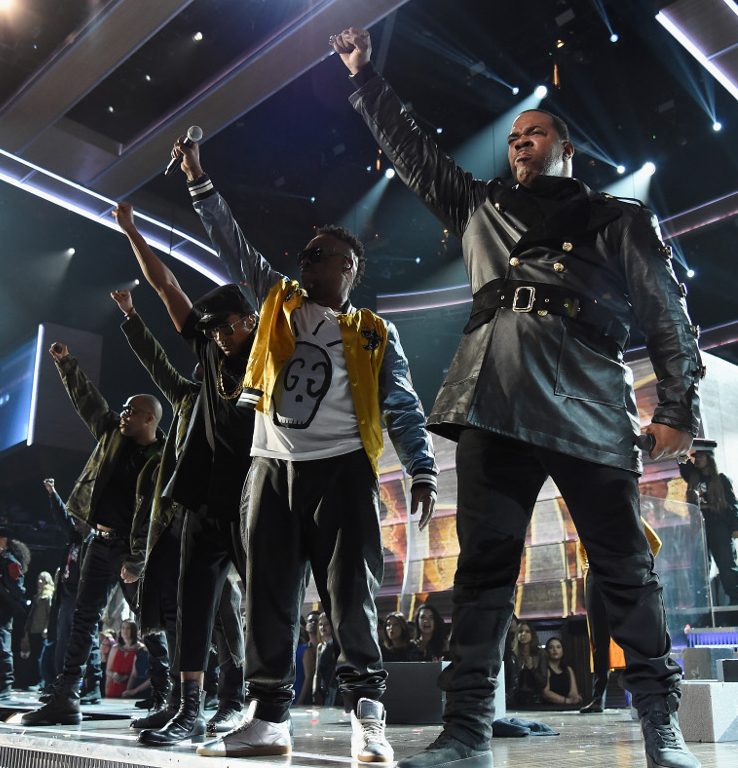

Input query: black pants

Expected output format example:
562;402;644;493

0;616;13;692
177;507;246;673
55;590;101;692
242;449;386;723
62;536;137;682
703;511;738;602
584;569;610;699
441;430;681;746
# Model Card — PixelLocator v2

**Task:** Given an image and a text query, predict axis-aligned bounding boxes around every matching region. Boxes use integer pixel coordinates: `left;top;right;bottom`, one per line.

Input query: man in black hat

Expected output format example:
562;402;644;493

113;202;256;747
679;440;738;606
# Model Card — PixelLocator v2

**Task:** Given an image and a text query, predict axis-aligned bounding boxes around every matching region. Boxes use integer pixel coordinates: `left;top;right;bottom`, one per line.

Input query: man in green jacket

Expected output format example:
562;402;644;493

22;342;163;726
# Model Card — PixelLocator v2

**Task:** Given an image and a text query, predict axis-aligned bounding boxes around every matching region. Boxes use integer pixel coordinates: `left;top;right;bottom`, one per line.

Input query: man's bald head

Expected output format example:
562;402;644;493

120;394;163;444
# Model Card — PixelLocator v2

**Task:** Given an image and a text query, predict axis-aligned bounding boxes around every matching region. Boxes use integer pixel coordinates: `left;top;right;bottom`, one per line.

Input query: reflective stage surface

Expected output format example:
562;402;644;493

0;697;736;768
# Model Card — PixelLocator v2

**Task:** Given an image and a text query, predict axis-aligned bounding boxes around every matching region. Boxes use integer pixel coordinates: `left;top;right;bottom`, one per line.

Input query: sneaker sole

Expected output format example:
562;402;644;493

196;744;291;757
645;755;701;768
355;754;394;763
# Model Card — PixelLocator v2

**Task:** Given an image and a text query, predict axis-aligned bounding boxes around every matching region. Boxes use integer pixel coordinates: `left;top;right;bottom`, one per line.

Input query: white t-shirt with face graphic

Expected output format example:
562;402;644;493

251;300;363;460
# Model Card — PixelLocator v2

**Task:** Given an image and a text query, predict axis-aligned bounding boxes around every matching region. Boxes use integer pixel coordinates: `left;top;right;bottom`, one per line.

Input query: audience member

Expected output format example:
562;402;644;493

382;613;422;662
296;611;320;706
0;529;28;699
106;620;145;698
541;637;582;708
313;613;338;706
123;643;152;702
510;623;547;707
412;604;448;661
21;572;55;688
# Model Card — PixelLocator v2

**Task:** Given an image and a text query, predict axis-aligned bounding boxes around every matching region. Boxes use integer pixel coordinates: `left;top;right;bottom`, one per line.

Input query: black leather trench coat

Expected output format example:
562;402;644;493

349;67;703;473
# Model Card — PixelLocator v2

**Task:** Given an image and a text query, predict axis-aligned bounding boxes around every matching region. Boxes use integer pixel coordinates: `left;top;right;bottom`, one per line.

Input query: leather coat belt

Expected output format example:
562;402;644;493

464;278;629;349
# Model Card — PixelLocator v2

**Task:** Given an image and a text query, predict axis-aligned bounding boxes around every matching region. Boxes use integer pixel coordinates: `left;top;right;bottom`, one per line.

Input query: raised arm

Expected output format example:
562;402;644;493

111;291;193;406
172;138;283;307
49;342;118;440
332;28;486;237
112;204;193;332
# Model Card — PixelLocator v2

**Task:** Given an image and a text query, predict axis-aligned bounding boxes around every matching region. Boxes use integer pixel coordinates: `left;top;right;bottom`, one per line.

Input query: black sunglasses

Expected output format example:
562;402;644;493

296;246;349;266
203;316;249;339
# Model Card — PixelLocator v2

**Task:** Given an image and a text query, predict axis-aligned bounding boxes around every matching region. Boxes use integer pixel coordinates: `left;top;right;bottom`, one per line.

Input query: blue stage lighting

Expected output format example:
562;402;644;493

385;168;396;180
511;86;520;95
534;85;548;99
609;32;619;43
712;121;722;132
616;164;626;175
641;161;656;176
686;268;695;278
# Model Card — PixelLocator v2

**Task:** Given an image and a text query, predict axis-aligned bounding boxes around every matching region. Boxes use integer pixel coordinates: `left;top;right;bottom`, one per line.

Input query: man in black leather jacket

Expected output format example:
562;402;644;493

333;27;703;768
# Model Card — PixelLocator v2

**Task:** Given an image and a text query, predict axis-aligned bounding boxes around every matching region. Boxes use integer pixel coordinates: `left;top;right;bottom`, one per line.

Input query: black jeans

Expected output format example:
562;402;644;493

177;507;246;672
441;429;681;746
55;591;101;692
584;569;611;698
0;616;13;691
62;536;137;682
242;449;386;723
703;511;738;602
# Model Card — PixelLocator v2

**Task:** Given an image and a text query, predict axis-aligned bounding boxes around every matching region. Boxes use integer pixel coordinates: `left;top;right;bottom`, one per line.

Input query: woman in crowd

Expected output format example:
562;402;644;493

20;571;54;688
510;622;547;707
105;620;144;698
313;613;338;706
412;603;448;661
542;637;582;708
382;612;422;662
295;611;321;706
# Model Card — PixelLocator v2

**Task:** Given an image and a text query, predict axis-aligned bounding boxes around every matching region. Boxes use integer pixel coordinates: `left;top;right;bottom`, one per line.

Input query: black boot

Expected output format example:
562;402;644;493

640;696;700;768
138;680;205;746
21;676;82;726
580;671;608;713
396;730;493;768
130;677;178;730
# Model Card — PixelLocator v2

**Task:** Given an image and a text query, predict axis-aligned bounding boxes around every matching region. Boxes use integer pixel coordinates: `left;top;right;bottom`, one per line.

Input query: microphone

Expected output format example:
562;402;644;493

164;125;203;177
636;433;655;453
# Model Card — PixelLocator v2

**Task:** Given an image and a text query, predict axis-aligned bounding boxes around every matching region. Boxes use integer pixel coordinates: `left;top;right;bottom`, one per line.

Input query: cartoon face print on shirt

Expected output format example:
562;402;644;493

272;308;342;429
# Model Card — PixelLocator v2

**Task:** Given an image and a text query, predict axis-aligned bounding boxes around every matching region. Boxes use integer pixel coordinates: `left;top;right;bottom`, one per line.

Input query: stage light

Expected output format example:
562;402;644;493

609;32;619;43
511;86;520;96
436;127;444;135
366;165;372;172
65;247;76;257
0;0;14;11
107;106;115;113
192;31;203;42
385;168;396;180
686;268;695;278
642;161;656;176
556;39;566;49
534;85;548;99
145;74;152;82
616;164;626;175
309;196;317;203
134;279;140;286
415;257;421;264
712;121;722;132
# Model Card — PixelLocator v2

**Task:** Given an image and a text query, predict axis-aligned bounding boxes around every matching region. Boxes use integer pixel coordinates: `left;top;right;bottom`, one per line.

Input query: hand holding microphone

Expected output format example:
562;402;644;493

165;125;203;177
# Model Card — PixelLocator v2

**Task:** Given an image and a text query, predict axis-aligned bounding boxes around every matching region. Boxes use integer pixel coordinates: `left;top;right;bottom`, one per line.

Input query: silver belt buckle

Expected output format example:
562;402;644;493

512;286;536;312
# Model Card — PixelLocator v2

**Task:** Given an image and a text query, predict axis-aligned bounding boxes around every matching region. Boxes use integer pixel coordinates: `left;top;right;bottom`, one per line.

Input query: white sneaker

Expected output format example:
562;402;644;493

196;716;291;757
351;698;394;763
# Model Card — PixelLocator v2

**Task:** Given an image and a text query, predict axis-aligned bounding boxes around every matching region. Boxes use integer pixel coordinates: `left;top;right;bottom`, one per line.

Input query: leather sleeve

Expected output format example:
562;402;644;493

619;208;703;435
349;69;487;238
379;322;437;488
55;356;119;440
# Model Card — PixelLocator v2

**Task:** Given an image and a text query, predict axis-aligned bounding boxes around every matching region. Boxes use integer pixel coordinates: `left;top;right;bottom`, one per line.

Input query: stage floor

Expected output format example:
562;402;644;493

0;696;736;767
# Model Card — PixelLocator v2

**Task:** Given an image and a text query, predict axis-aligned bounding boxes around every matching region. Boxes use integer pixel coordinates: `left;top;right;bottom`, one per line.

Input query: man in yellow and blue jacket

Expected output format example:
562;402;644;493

176;140;437;763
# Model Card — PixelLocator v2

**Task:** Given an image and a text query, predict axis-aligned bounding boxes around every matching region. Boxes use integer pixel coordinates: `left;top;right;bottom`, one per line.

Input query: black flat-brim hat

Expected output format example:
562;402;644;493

193;284;255;330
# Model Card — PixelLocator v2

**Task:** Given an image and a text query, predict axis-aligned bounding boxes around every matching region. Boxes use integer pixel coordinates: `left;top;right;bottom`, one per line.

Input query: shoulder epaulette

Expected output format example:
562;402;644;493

600;192;646;208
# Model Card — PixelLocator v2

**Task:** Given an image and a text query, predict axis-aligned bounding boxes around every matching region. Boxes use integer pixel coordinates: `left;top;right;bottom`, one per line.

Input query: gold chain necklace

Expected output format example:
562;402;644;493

216;356;245;400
